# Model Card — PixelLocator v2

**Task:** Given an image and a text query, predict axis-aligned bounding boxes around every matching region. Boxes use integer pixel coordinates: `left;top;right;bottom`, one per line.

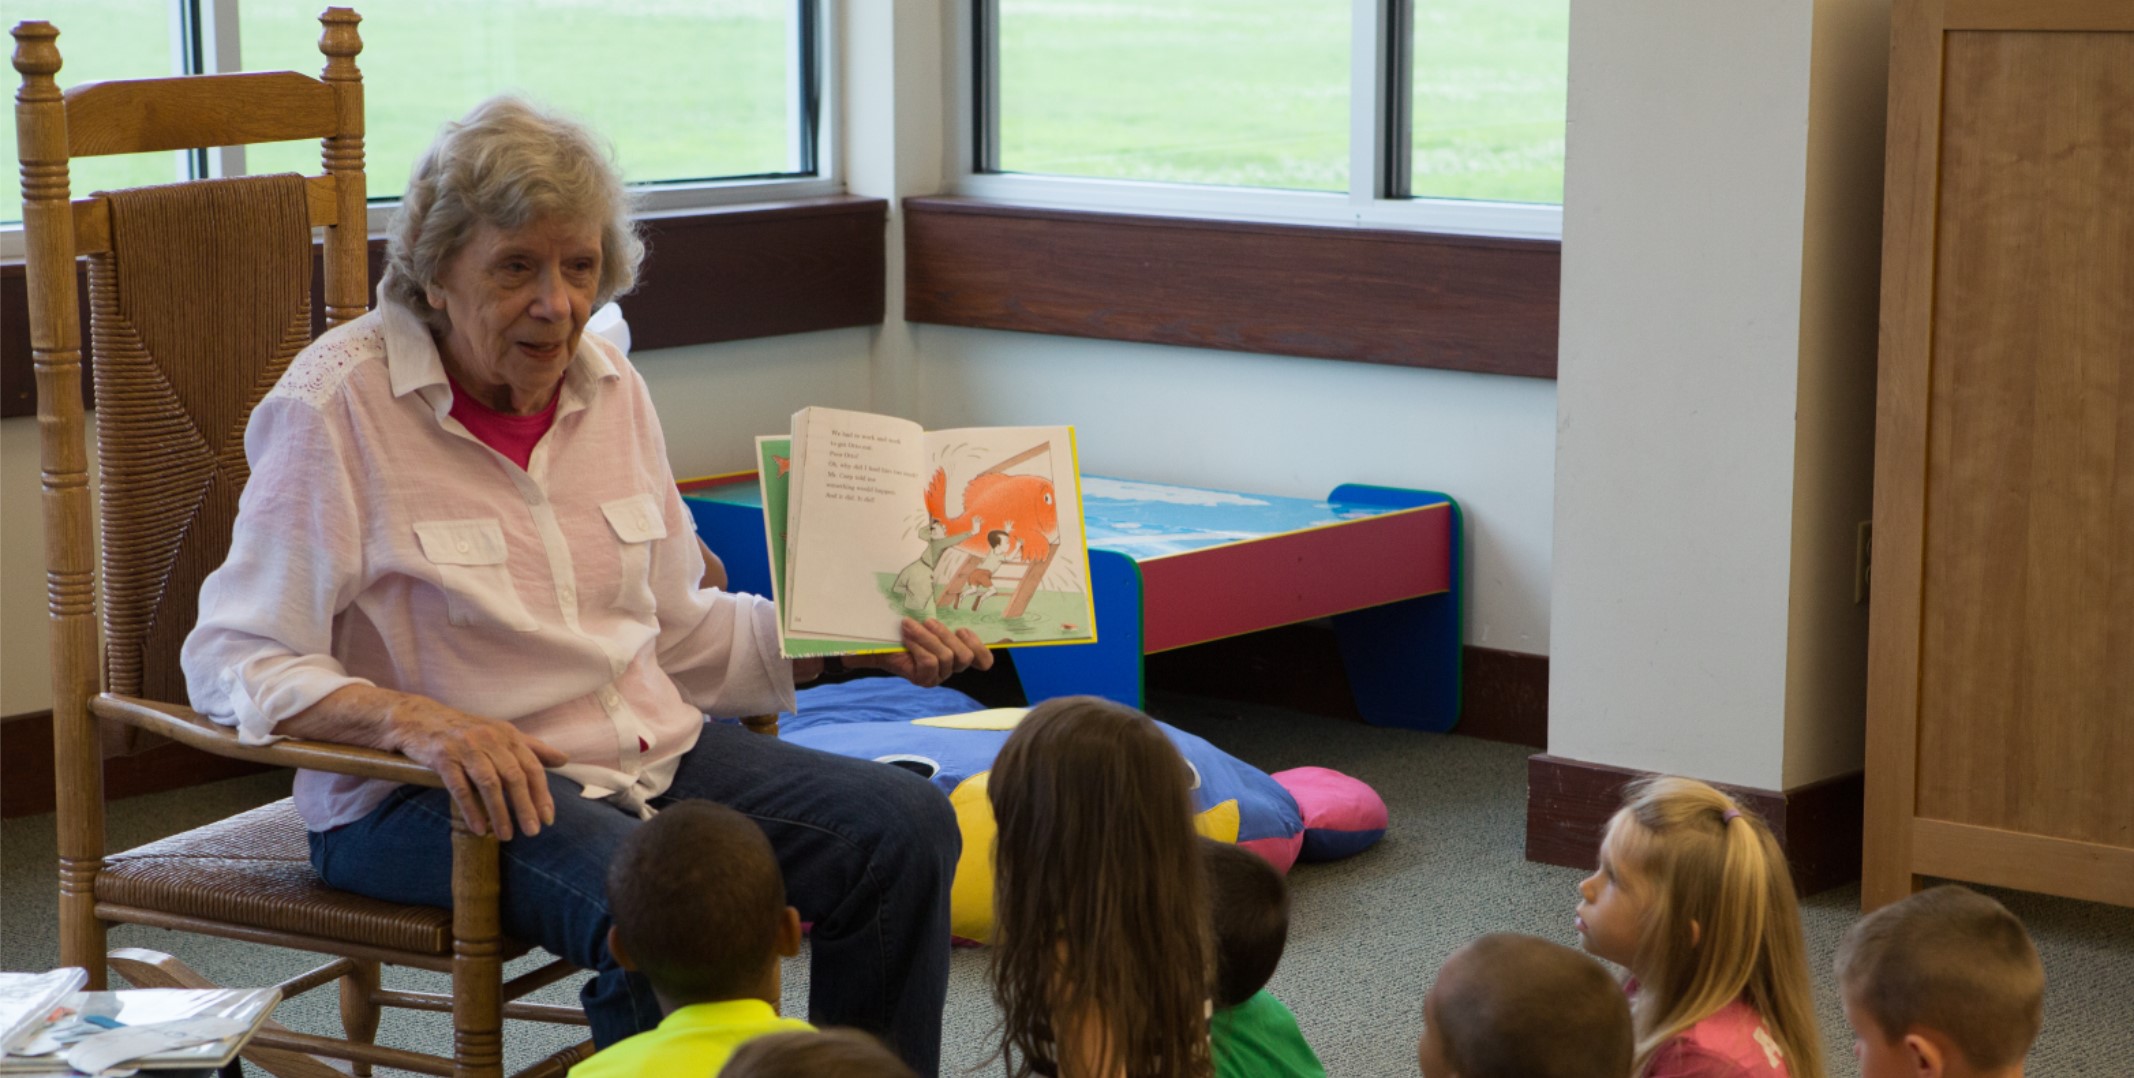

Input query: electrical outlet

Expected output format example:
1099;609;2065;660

1855;520;1873;604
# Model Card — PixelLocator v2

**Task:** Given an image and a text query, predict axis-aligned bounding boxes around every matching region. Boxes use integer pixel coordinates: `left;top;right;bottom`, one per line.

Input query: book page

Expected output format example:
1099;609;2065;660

756;436;894;657
784;407;931;640
909;425;1096;647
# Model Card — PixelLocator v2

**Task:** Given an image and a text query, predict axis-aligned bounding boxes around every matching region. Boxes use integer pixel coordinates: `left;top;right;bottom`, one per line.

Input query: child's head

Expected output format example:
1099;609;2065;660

605;800;802;1011
718;1028;917;1078
1202;837;1289;1010
986;529;1013;553
988;695;1212;1077
1418;933;1632;1078
1835;885;2044;1078
1575;776;1822;1078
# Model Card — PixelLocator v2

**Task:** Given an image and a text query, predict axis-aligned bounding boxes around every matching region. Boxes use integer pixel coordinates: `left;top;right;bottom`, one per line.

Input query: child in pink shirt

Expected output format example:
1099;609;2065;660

1574;777;1824;1078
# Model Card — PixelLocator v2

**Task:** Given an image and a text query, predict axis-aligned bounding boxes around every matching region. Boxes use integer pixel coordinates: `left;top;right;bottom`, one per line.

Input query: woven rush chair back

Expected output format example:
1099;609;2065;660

90;176;316;706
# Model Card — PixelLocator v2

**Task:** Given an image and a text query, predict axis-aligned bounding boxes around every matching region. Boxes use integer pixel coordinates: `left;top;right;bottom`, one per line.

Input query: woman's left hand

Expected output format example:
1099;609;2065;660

846;618;994;688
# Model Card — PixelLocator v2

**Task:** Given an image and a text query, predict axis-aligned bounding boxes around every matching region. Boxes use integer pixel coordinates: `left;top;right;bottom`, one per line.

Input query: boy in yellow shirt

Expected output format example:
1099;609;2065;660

571;801;811;1077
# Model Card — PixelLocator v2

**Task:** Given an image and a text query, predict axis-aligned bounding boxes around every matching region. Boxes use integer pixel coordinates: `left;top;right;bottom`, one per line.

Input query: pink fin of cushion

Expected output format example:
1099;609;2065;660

1272;766;1389;861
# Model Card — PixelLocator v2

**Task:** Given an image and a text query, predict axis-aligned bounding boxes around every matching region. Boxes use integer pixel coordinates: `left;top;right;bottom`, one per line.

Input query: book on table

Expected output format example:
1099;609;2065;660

757;406;1097;657
0;972;279;1074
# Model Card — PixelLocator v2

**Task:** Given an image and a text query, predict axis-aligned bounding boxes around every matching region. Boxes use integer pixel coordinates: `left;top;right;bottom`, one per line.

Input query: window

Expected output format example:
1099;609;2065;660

1;0;833;230
959;0;1565;238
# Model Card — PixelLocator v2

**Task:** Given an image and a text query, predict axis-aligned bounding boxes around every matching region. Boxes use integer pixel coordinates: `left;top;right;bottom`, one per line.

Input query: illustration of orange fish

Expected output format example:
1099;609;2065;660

924;468;1059;564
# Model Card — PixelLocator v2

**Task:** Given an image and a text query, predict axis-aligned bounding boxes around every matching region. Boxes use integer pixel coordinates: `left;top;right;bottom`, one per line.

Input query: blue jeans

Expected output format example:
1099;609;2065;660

307;721;959;1075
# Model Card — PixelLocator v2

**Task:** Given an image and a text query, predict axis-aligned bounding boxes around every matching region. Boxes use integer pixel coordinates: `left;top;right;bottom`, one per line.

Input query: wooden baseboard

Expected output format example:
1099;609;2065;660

1525;753;1864;894
1141;623;1548;749
0;710;274;819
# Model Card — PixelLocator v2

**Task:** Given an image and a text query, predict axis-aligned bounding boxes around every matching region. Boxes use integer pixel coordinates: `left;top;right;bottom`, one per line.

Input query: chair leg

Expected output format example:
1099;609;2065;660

108;949;349;1078
339;959;382;1078
451;813;505;1078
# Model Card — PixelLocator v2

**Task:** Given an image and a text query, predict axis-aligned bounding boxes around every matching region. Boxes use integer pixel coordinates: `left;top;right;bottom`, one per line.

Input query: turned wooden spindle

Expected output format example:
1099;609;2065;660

15;18;112;991
318;7;367;328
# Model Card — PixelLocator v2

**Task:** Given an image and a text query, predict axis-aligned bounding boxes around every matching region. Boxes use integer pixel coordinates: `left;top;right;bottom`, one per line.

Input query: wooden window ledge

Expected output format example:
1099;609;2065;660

0;196;888;419
902;196;1558;379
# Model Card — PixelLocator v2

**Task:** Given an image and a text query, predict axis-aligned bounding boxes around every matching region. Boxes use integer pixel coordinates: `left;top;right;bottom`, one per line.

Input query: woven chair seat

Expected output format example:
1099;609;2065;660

98;799;454;957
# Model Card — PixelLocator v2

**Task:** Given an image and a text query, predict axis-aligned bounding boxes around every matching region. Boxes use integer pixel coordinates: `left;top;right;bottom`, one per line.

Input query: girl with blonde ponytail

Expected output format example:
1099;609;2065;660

1573;777;1824;1078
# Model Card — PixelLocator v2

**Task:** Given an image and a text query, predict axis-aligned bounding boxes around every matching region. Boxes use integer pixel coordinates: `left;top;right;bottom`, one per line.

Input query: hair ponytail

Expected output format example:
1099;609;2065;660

1611;778;1824;1078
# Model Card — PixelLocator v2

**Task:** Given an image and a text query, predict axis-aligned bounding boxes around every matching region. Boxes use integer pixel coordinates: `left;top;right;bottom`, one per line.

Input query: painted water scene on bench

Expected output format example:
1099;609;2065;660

758;406;1096;657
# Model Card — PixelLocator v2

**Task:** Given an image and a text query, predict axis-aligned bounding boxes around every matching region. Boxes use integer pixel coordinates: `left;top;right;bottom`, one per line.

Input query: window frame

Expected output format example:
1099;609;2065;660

949;0;1563;241
0;0;844;258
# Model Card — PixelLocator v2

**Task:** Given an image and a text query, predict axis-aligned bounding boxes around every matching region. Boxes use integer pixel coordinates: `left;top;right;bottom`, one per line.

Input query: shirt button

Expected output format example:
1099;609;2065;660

455;540;470;554
600;689;620;708
527;490;545;506
560;586;575;605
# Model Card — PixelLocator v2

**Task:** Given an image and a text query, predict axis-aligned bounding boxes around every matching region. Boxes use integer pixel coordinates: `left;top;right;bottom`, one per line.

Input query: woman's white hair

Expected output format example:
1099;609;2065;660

381;95;644;326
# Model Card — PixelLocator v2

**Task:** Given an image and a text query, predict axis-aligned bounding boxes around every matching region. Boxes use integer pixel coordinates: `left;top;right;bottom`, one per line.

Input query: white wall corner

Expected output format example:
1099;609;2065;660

1548;0;1819;791
841;0;951;422
1780;0;1891;790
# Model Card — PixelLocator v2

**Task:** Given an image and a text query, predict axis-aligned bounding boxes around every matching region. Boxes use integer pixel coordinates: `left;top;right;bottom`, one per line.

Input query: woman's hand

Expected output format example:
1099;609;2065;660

279;685;567;840
846;618;994;688
384;696;568;840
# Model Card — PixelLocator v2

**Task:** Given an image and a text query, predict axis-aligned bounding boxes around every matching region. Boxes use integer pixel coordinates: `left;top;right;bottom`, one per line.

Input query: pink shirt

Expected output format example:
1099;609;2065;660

1645;998;1792;1078
449;374;558;471
181;300;795;830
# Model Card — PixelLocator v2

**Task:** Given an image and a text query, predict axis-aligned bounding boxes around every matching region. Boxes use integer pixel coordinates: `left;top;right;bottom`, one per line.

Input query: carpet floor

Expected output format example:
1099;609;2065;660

4;691;2129;1076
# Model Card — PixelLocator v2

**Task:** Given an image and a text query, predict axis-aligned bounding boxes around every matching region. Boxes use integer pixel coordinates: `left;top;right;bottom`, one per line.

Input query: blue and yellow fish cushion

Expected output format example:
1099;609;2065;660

781;681;1381;943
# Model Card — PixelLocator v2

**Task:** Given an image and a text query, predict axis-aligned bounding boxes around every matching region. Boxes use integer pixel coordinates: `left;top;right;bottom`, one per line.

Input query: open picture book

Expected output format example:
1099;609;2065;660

0;971;278;1075
755;406;1097;657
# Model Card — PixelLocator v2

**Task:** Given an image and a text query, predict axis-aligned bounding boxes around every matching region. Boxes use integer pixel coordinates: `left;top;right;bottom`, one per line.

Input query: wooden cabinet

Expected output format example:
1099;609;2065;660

1862;0;2134;910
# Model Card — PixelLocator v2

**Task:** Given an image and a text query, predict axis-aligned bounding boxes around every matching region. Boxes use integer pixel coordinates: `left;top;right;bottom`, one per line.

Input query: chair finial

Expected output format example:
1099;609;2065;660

12;21;62;97
319;8;362;63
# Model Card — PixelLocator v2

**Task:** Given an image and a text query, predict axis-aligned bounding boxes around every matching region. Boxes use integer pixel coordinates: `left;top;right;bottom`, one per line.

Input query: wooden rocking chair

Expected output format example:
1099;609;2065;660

15;10;591;1076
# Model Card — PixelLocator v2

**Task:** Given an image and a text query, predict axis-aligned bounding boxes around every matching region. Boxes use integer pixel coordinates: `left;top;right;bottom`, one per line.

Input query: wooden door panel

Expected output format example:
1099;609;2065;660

1915;30;2134;847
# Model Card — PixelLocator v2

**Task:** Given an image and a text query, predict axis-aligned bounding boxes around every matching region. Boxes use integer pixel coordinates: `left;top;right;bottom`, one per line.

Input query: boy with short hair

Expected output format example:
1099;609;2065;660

570;800;811;1077
1417;933;1631;1078
1203;839;1325;1078
1835;885;2045;1078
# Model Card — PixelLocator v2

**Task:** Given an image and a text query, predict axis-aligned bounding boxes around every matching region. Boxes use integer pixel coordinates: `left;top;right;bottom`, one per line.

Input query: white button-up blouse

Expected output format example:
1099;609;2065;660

181;300;794;831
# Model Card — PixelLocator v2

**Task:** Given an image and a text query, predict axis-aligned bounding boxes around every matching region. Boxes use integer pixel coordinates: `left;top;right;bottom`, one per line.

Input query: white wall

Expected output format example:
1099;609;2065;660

1781;0;1887;789
1550;0;1885;792
915;330;1559;654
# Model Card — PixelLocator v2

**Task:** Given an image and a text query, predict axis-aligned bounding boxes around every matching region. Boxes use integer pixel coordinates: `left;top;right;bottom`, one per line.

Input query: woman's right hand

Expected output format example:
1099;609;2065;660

280;685;567;840
383;695;567;840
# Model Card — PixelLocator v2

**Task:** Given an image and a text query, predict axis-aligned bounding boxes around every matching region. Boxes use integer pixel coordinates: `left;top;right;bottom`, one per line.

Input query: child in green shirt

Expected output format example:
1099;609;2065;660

1204;838;1326;1078
571;801;812;1078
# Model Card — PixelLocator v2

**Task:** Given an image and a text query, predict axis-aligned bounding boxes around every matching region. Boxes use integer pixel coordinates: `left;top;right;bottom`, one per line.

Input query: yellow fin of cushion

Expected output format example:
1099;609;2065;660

1194;798;1241;844
914;708;1030;731
946;774;1241;945
948;771;999;943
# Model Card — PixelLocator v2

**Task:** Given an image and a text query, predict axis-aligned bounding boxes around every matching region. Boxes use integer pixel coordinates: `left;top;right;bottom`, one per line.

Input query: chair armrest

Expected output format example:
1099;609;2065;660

92;693;444;788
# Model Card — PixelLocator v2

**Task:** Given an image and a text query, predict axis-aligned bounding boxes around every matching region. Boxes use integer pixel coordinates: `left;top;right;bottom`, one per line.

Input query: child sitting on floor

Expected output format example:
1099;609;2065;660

570;800;810;1078
1202;838;1324;1078
1575;777;1824;1078
987;695;1215;1078
719;1027;918;1078
1835;885;2045;1078
1418;932;1633;1078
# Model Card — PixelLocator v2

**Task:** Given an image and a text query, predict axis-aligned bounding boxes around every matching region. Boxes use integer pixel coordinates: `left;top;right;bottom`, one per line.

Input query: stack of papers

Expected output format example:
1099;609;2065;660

0;972;278;1076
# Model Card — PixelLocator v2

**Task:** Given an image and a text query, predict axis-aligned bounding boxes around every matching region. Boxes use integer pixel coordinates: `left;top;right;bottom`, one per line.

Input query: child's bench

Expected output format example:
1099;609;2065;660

680;474;1463;732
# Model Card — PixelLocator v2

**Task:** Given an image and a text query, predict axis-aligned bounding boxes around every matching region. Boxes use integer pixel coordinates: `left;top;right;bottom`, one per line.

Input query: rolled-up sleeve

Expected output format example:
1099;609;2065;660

181;397;373;744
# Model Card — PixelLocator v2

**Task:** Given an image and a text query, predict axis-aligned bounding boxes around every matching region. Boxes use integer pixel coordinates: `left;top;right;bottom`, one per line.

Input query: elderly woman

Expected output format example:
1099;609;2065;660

181;97;984;1075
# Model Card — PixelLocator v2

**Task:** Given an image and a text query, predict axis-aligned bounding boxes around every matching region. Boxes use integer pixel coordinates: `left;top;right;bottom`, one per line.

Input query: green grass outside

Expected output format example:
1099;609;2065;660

4;0;1565;220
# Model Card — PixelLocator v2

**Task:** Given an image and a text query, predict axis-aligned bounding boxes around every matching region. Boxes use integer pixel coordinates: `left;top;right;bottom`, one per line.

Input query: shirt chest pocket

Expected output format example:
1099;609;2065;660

412;519;541;632
601;493;668;617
